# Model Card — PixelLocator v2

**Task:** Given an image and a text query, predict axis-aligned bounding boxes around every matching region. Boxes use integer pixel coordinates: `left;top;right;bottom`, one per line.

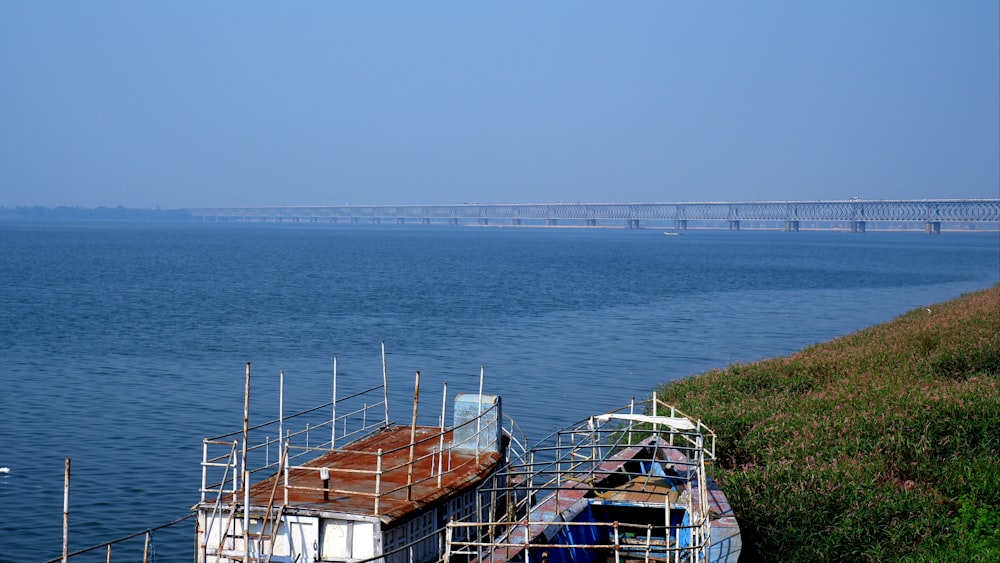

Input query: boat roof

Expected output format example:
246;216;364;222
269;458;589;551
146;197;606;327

241;424;502;524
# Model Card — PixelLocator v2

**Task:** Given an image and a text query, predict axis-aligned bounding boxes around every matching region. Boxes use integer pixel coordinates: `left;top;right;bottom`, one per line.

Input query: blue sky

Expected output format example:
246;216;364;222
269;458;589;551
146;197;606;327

2;1;997;208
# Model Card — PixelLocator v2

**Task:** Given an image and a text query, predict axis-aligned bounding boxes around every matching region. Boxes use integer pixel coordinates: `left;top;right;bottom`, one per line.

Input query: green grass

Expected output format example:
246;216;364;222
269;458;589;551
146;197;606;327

655;285;1000;562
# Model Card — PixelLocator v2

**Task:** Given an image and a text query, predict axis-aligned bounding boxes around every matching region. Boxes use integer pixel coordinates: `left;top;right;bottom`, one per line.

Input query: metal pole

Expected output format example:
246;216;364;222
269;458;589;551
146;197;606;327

231;443;239;503
628;397;635;445
62;458;70;563
332;355;338;448
652;391;660;438
438;381;447;487
143;531;151;563
588;417;597;474
406;371;421;499
242;362;251;563
381;341;390;426
283;437;290;506
201;440;209;503
278;370;284;461
477;365;484;462
613;521;620;563
444;521;453;563
374;449;383;515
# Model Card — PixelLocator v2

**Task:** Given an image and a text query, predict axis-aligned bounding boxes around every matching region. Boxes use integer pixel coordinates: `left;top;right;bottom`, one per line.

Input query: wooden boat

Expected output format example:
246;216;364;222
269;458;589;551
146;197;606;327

196;348;526;563
443;397;741;563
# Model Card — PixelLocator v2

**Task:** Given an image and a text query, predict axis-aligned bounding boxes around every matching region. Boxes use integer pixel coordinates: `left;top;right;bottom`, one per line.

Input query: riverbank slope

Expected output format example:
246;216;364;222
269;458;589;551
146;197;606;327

656;285;1000;561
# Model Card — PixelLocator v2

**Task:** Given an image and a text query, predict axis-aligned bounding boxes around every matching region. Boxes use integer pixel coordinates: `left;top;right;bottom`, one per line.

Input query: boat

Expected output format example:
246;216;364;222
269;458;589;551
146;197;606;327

663;231;683;236
66;346;738;562
443;396;741;563
196;346;527;563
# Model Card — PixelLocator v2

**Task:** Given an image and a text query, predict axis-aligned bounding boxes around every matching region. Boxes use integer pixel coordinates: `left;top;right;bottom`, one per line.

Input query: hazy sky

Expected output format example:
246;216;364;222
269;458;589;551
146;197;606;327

2;2;998;209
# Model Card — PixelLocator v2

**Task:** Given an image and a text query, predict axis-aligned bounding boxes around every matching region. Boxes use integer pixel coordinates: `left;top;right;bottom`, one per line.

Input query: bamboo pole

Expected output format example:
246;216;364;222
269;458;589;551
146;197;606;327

406;371;421;499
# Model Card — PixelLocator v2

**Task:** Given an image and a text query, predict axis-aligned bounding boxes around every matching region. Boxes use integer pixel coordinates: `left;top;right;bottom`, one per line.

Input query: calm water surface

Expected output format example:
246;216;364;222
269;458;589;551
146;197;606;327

1;222;998;561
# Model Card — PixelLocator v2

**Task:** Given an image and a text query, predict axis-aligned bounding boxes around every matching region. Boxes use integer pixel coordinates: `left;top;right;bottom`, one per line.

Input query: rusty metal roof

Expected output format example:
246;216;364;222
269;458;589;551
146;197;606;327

242;425;501;524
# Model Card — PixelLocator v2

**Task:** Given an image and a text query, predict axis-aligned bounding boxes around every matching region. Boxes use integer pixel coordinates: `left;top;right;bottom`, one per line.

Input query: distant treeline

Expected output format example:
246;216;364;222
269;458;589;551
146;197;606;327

0;206;193;221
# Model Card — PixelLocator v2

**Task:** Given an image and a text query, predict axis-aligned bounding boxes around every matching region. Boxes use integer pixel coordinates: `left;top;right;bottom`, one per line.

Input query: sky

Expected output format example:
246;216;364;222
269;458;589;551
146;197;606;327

1;2;998;209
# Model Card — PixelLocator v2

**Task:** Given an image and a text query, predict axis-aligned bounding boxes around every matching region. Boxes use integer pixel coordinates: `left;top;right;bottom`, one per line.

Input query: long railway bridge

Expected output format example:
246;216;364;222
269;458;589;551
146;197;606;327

186;199;1000;233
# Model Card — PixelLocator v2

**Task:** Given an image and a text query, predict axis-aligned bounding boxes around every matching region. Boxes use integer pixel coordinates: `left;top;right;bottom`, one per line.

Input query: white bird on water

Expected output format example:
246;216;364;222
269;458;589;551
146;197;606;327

0;467;10;474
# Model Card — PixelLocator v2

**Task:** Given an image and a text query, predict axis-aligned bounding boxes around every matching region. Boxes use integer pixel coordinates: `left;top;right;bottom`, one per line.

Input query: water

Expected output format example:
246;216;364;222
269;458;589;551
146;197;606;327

1;222;997;561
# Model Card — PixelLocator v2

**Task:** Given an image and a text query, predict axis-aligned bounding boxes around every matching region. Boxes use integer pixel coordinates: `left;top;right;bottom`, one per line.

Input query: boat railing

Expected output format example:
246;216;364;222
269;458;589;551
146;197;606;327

509;398;714;491
445;518;708;562
200;383;389;504
279;402;510;515
445;397;714;562
502;412;529;466
42;513;196;563
652;393;717;462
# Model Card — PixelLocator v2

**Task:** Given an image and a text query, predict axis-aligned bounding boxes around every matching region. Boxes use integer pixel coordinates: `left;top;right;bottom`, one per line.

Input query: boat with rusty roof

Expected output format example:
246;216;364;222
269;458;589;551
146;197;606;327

56;348;738;562
196;345;526;563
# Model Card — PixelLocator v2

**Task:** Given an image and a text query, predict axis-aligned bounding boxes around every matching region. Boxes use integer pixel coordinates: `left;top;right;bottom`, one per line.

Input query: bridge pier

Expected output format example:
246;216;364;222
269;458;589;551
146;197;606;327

627;219;640;229
421;218;430;225
851;221;866;233
727;220;741;231
785;220;799;232
675;220;687;230
510;218;521;226
395;218;405;225
546;219;557;226
371;217;381;224
478;218;489;226
449;218;459;226
585;219;597;227
350;217;358;224
924;221;941;234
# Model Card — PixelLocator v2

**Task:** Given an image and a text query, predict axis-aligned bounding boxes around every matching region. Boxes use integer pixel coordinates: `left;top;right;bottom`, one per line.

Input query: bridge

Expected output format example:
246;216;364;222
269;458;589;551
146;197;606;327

185;199;1000;233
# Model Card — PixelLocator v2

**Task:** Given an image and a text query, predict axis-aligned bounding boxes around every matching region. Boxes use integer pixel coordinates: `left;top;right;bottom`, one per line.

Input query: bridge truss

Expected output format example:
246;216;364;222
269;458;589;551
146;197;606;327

186;199;1000;233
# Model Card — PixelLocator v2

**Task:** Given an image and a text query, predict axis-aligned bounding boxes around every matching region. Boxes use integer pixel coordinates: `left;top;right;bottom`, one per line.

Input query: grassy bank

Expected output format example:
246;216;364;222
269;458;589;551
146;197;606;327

656;285;1000;562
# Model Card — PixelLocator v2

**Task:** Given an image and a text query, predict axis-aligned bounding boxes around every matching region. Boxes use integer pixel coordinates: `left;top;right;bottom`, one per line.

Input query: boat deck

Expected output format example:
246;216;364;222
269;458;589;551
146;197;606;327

478;437;740;563
596;474;681;505
238;425;502;523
